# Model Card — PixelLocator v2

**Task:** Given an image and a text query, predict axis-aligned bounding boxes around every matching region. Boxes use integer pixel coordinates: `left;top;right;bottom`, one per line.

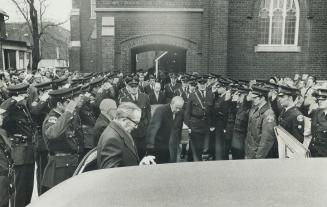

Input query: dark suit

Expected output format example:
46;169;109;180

93;113;111;146
97;121;139;168
149;91;167;105
146;104;183;163
120;92;151;159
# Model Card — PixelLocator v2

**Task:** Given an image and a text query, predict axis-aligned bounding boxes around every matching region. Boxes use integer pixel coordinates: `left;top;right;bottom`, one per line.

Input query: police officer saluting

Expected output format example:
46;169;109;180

41;86;82;192
309;89;327;157
277;85;304;143
0;83;36;207
0;108;13;207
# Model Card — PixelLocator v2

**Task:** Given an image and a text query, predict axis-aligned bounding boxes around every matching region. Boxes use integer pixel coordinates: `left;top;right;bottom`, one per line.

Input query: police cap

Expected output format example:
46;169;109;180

251;86;270;97
197;76;207;85
8;83;29;96
313;88;327;100
90;77;105;88
52;77;68;88
35;81;52;92
277;85;300;96
126;76;139;87
49;86;81;100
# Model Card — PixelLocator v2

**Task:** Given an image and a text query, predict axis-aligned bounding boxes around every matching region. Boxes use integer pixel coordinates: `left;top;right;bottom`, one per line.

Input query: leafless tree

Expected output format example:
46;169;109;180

10;0;67;71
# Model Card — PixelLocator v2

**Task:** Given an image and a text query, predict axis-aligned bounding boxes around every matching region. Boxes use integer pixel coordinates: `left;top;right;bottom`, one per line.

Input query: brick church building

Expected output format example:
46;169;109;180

70;0;327;79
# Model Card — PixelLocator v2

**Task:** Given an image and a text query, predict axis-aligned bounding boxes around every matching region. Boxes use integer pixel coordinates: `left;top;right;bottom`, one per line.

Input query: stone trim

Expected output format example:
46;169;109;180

71;8;80;16
95;8;204;13
255;45;301;53
70;41;81;47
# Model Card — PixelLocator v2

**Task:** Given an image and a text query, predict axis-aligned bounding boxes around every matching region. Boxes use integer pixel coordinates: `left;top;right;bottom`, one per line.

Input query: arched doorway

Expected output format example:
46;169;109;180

131;44;186;74
119;34;200;74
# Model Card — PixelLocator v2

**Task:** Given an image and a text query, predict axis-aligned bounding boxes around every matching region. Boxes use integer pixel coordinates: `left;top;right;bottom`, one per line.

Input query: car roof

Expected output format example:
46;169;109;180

29;158;327;207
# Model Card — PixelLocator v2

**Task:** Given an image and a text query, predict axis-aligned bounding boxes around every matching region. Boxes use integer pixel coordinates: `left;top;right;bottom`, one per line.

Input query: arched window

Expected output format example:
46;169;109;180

258;0;299;46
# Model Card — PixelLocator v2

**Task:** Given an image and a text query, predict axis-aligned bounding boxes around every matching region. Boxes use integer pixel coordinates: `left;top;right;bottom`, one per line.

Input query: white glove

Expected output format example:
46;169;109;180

139;156;156;166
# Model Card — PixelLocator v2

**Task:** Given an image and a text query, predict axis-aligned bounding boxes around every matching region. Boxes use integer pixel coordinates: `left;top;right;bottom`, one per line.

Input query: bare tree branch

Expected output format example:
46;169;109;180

39;19;69;37
10;0;33;34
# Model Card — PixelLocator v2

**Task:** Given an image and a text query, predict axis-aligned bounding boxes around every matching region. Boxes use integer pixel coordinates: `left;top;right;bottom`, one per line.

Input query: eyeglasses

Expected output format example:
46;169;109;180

125;117;139;127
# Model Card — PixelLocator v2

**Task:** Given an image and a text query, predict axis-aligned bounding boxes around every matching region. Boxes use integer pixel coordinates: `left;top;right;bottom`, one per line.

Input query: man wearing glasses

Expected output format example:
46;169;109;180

97;102;155;168
120;76;151;160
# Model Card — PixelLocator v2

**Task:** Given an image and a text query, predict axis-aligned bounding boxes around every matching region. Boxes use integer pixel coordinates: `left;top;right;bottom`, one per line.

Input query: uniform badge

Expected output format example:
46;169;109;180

48;116;57;124
298;125;302;129
297;115;304;122
266;115;275;123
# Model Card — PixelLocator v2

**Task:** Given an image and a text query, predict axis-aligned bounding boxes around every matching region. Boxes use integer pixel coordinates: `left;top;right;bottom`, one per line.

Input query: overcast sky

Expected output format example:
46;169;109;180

0;0;72;30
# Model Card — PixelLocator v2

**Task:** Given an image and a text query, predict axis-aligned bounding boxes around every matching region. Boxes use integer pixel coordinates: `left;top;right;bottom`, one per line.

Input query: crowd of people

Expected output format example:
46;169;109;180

0;68;326;207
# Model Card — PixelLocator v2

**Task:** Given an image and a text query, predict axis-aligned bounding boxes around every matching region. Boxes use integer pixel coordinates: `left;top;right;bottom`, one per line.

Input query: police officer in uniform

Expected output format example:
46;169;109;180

184;76;214;161
1;83;36;207
120;76;151;159
164;73;181;103
0;108;13;207
309;89;327;157
245;86;277;159
212;80;232;160
30;81;52;195
41;86;82;192
277;85;304;143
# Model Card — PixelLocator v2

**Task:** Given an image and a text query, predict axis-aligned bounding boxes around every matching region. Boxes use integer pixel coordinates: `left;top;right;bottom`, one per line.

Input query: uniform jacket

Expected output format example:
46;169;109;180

42;109;80;188
93;113;111;146
245;103;277;159
310;109;327;156
78;102;97;149
1;98;35;165
149;91;167;105
120;92;151;138
278;106;304;143
97;121;139;169
0;129;10;174
213;93;231;129
164;83;181;102
184;90;214;133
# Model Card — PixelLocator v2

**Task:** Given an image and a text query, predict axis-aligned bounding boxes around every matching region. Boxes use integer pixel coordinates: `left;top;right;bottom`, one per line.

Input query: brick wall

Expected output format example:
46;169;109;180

227;0;327;80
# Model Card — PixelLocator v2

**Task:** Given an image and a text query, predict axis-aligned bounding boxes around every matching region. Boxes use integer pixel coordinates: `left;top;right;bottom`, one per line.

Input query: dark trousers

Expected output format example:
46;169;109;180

309;144;327;157
14;163;35;207
231;132;245;160
134;136;146;159
155;148;170;164
224;123;234;159
0;175;9;207
215;128;227;160
35;150;48;195
190;131;209;161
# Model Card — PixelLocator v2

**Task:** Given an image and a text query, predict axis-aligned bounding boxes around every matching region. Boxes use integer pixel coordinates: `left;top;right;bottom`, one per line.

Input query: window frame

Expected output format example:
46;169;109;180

256;0;300;52
90;0;96;19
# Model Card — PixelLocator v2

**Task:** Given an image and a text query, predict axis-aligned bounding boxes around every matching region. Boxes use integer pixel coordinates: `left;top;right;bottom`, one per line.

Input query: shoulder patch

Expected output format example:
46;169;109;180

297;115;304;122
48;116;57;124
31;101;38;107
266;115;275;123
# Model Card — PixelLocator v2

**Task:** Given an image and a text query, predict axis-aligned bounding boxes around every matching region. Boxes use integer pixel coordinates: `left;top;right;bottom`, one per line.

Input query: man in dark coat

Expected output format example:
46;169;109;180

0;108;13;207
146;96;184;164
184;77;214;161
149;82;167;105
120;76;151;159
1;83;36;207
309;89;327;157
93;99;117;146
97;102;142;168
277;85;304;143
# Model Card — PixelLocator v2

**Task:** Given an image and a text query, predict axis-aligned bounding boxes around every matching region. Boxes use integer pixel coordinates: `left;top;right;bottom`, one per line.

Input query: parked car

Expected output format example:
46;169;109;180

28;158;327;207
